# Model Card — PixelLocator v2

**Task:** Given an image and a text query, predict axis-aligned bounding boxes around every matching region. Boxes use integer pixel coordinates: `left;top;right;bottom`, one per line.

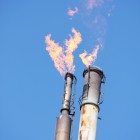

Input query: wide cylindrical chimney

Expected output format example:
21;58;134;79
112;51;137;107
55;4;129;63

55;73;75;140
78;66;104;140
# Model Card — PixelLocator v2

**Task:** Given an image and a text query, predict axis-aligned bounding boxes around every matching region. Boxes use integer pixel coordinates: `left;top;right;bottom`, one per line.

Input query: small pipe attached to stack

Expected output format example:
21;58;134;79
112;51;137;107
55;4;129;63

55;73;75;140
78;66;105;140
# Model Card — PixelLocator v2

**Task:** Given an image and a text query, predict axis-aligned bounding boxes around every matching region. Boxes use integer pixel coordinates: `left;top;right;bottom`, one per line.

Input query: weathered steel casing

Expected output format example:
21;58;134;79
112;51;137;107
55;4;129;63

55;110;72;140
78;67;104;140
55;73;74;140
61;73;74;113
81;67;104;106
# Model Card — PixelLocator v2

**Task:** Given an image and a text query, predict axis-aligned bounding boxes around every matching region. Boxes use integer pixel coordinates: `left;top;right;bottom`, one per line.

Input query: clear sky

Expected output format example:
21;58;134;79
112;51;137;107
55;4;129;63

0;0;140;140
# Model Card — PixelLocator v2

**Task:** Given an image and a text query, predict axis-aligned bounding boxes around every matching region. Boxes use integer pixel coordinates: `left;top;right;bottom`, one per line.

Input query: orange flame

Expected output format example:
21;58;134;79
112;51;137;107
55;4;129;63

79;45;99;67
45;35;66;76
45;28;82;76
68;7;78;17
65;28;82;72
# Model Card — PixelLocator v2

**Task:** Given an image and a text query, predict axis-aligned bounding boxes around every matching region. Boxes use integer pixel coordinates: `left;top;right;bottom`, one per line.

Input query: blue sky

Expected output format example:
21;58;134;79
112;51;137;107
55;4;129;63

0;0;140;140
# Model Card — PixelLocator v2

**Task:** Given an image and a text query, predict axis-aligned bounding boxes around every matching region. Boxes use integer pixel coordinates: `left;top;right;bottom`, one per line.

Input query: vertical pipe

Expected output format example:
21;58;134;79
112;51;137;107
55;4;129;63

55;73;74;140
78;66;104;140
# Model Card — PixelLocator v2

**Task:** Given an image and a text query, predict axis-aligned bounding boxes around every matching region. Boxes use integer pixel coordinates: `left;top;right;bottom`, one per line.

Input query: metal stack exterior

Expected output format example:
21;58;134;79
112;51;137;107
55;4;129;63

55;73;74;140
78;66;104;140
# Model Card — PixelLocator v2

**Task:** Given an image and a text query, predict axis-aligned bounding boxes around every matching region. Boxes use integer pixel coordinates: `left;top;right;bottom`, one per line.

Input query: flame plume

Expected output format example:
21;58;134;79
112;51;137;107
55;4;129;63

65;28;82;73
79;45;99;67
45;35;66;76
68;7;78;17
45;28;82;76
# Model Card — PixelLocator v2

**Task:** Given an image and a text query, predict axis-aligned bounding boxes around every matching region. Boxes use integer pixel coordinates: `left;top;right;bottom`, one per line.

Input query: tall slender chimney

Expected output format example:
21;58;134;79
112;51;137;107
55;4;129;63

78;66;105;140
55;73;76;140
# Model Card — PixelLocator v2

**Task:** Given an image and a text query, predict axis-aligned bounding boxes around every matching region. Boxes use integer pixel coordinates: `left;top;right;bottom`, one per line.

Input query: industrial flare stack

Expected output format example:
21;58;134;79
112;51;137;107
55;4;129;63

54;66;105;140
55;73;75;140
78;66;104;140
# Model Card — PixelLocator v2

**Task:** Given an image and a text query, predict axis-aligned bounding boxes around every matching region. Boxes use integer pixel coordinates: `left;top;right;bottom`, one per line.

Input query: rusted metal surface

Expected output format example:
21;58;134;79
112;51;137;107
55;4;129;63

78;104;98;140
78;66;104;140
